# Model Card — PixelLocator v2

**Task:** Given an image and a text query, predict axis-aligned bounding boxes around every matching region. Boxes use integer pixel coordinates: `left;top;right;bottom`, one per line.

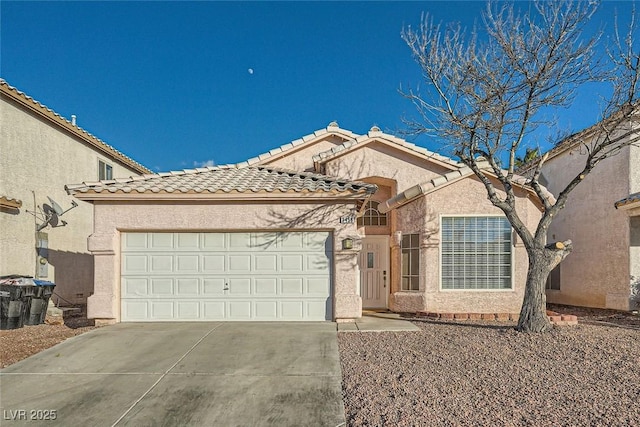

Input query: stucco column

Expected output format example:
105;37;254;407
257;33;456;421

86;233;118;324
333;250;362;321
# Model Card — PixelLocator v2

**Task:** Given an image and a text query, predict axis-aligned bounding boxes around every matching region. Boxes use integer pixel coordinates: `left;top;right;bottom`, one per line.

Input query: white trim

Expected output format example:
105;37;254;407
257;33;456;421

438;214;515;292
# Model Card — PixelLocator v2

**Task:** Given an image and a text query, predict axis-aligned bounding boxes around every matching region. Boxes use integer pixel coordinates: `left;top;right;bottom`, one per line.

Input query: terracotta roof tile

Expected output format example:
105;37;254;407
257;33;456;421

66;165;377;197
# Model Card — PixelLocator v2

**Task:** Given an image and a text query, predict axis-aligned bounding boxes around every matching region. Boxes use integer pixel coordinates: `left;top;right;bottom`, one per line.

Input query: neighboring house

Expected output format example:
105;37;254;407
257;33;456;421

67;122;548;324
527;112;640;311
0;79;150;305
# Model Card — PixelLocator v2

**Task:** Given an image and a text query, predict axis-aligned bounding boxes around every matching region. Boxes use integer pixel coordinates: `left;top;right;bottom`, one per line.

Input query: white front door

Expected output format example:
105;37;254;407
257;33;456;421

359;236;389;309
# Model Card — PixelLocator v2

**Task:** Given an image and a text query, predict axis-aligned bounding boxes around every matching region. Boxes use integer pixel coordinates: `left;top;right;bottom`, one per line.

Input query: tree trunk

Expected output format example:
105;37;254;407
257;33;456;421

516;250;553;333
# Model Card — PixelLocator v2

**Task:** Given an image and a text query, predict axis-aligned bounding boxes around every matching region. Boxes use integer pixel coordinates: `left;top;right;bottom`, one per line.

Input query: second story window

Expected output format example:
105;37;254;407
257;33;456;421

357;201;388;227
99;160;113;180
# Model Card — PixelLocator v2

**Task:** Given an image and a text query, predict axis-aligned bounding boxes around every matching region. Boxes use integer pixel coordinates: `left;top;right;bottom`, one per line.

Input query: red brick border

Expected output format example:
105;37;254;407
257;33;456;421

416;311;578;326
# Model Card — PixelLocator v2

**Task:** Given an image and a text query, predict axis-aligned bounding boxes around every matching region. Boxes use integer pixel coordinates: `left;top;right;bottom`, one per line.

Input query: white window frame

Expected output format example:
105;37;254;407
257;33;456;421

98;159;113;180
439;214;515;292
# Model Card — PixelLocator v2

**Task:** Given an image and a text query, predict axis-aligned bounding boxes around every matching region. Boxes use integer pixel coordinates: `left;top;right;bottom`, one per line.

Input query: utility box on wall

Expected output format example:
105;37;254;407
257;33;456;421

36;232;48;278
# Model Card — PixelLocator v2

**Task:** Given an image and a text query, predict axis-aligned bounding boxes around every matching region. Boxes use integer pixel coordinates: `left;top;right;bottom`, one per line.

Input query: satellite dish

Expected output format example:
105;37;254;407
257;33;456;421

47;197;64;216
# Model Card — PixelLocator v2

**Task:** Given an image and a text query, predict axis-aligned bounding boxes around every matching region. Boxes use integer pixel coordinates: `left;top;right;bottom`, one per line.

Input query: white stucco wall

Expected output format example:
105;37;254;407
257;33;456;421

0;95;143;304
391;177;537;315
542;142;632;310
86;200;362;322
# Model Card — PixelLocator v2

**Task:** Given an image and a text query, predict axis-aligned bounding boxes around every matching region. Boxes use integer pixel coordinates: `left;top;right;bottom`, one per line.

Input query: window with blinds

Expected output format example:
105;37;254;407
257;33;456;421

441;216;512;290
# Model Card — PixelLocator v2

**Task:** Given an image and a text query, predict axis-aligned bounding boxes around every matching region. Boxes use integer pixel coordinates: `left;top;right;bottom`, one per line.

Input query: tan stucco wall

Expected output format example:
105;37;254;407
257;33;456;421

87;200;362;322
323;142;454;193
542;141;632;310
390;177;536;314
0;96;141;304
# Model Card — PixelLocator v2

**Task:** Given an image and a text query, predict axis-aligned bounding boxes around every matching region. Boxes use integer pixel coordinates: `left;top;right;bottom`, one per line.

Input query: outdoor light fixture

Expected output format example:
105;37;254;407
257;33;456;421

342;238;354;250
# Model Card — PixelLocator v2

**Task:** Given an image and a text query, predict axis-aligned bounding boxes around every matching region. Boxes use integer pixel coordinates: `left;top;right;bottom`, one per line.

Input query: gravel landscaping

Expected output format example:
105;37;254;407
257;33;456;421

339;319;640;426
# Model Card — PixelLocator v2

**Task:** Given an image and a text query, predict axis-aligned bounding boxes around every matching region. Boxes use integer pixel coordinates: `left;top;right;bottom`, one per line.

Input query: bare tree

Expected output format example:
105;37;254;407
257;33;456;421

402;0;640;332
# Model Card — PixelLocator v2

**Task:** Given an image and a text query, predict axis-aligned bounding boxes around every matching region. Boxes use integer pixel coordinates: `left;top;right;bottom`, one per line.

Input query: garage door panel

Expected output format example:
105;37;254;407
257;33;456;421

124;233;147;250
281;278;304;295
307;278;331;295
123;255;148;274
307;300;330;319
151;301;174;319
202;255;225;272
281;301;304;319
121;232;332;321
203;233;226;250
307;254;330;272
229;233;251;249
176;278;199;295
150;278;173;295
203;278;225;295
228;278;251;295
122;300;148;320
306;232;331;250
203;301;225;319
176;255;199;272
229;255;251;271
255;301;278;319
122;278;148;297
176;233;199;249
281;254;303;271
150;233;173;249
255;278;277;295
177;301;200;319
150;255;173;273
281;232;304;249
228;301;252;319
255;254;278;272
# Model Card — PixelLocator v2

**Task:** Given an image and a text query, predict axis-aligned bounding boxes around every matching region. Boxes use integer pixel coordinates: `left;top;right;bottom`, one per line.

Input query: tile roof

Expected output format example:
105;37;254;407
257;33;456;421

379;167;555;214
245;121;359;166
66;164;377;197
0;79;151;174
312;126;462;169
615;192;640;209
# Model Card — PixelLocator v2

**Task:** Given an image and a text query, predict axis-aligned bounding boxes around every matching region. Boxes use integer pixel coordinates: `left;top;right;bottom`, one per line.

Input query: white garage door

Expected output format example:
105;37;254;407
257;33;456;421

121;232;332;322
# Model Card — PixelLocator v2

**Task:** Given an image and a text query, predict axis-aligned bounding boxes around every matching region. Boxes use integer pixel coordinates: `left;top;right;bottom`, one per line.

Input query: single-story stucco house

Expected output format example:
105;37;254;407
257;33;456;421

66;123;549;324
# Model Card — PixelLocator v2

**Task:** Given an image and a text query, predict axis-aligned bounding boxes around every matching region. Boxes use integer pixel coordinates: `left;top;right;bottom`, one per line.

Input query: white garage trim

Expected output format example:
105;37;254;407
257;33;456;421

120;231;333;322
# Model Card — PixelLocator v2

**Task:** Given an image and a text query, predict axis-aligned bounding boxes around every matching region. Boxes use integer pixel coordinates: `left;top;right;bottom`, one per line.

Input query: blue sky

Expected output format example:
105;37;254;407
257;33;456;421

1;1;635;172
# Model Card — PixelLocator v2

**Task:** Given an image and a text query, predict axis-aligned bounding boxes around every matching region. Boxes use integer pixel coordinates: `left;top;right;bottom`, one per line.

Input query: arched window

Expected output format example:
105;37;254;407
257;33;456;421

357;201;388;227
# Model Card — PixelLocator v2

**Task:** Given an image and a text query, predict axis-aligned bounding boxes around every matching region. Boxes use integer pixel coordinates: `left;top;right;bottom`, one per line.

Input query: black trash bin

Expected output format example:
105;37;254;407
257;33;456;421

29;280;56;325
0;284;30;330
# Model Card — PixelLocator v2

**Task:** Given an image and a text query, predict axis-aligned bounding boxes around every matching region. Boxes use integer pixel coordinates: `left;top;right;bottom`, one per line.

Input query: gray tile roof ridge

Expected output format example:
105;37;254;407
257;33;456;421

0;78;151;174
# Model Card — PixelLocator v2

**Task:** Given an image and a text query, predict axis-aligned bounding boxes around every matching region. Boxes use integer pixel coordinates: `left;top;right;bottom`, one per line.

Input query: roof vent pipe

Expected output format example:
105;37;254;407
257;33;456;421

71;115;77;126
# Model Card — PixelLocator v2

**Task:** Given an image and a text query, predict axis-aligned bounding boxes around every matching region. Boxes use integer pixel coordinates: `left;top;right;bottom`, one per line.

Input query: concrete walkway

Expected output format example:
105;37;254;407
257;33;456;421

337;311;420;332
0;323;345;427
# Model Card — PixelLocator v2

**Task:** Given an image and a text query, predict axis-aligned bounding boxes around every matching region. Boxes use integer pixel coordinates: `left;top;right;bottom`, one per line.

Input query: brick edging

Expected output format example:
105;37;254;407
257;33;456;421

416;311;578;326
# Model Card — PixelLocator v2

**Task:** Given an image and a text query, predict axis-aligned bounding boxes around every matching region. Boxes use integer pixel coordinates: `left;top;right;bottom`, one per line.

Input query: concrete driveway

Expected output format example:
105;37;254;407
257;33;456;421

0;323;346;427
